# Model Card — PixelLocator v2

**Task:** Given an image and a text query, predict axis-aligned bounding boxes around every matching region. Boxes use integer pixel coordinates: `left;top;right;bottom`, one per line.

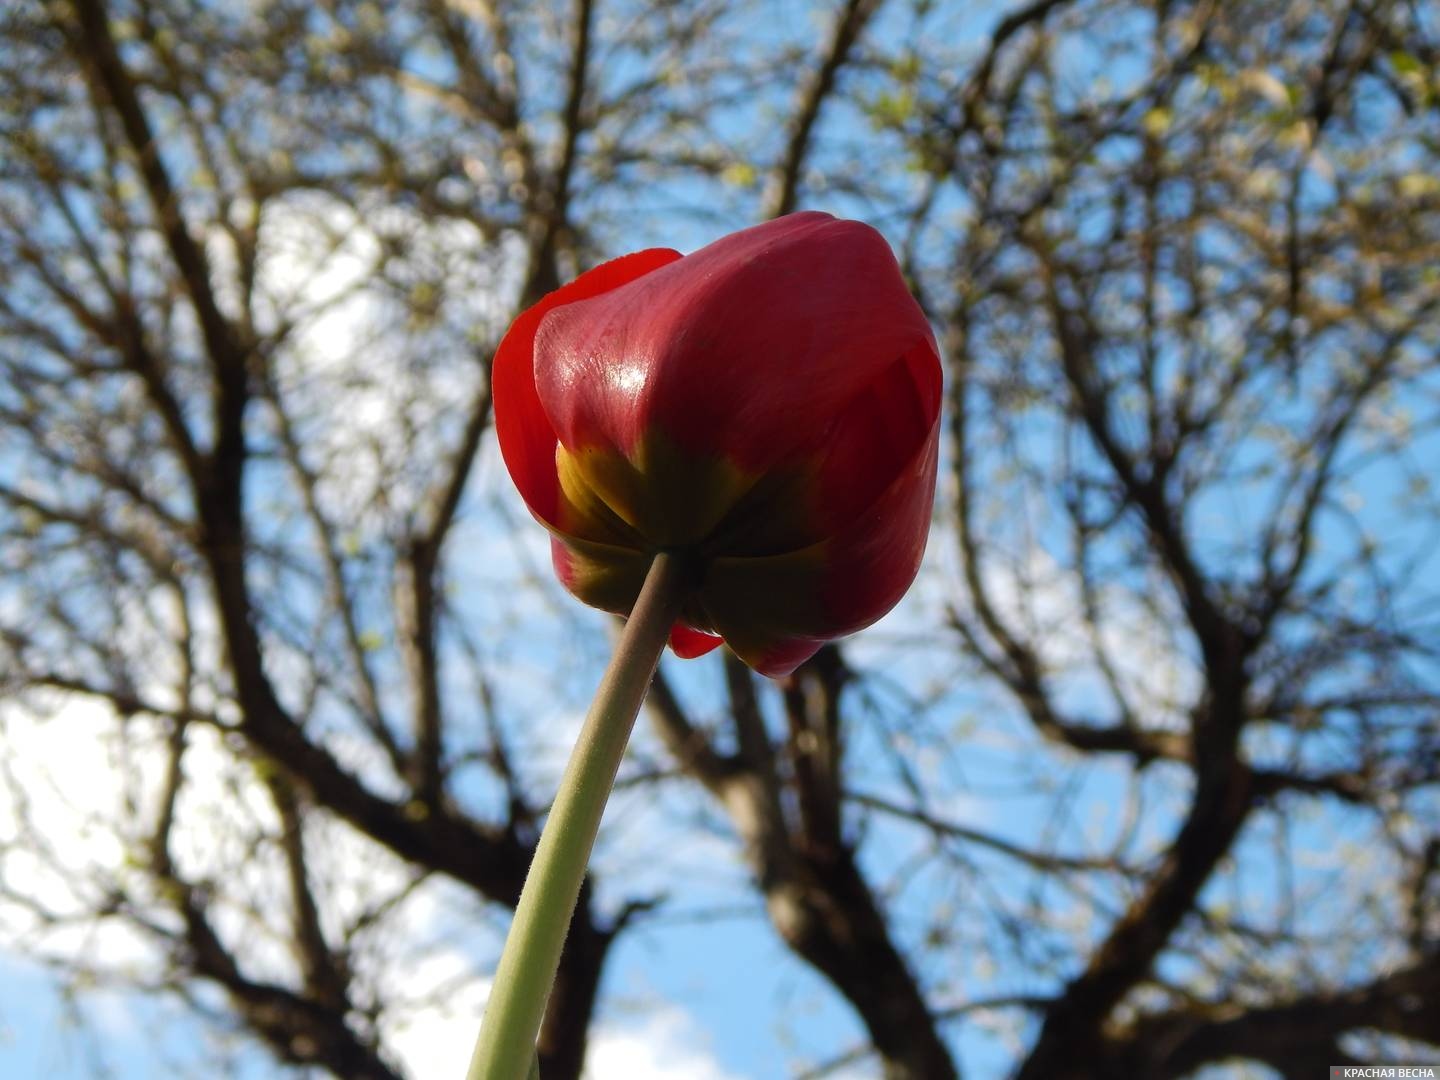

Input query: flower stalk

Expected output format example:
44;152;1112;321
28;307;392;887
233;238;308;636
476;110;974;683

466;552;688;1080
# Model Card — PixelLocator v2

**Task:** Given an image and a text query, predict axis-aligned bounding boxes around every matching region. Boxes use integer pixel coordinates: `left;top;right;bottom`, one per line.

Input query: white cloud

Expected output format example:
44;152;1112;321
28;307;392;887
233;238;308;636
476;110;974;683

584;1007;744;1080
380;967;742;1080
0;696;156;971
379;950;492;1079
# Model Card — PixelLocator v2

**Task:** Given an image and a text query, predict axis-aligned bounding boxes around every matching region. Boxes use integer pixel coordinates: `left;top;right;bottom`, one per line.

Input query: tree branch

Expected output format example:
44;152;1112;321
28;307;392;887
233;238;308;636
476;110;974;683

764;0;884;218
649;656;958;1079
1107;953;1440;1079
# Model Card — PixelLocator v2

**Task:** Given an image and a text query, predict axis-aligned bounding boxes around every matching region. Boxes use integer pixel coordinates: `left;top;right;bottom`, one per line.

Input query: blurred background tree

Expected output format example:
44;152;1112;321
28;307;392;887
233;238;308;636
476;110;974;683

1;0;1437;1077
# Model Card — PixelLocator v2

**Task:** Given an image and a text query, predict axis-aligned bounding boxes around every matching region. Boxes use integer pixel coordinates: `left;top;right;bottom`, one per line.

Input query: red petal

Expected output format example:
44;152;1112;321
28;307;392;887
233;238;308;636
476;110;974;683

812;337;942;535
695;408;941;677
533;213;936;477
815;411;940;632
553;537;722;659
748;637;827;679
494;248;682;527
549;535;650;616
668;624;724;659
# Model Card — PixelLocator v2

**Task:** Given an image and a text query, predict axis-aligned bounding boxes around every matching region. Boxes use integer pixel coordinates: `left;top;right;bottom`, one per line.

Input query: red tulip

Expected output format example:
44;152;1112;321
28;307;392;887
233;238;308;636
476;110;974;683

494;212;941;677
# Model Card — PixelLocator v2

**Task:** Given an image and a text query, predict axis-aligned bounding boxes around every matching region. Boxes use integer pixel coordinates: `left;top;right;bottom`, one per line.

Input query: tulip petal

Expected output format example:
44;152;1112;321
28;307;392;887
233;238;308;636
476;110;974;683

550;535;649;617
696;409;941;677
669;624;724;659
494;248;682;528
812;338;942;535
557;435;758;549
534;213;937;478
552;536;725;659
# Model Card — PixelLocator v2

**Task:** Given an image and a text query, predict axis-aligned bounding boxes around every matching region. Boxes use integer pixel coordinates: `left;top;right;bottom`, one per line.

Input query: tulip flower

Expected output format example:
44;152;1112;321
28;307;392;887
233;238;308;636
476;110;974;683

494;210;941;677
468;213;940;1079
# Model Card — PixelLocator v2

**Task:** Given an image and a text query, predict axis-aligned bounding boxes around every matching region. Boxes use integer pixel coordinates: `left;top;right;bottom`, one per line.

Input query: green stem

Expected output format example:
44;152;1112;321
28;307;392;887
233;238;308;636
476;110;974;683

467;552;688;1079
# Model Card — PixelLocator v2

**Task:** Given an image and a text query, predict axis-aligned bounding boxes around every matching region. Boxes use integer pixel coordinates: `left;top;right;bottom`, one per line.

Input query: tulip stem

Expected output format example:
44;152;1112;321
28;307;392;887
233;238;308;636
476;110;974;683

466;551;689;1080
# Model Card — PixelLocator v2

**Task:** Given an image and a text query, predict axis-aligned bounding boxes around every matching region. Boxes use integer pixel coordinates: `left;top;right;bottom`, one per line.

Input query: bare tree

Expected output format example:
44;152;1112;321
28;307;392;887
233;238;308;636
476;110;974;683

1;0;1437;1078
